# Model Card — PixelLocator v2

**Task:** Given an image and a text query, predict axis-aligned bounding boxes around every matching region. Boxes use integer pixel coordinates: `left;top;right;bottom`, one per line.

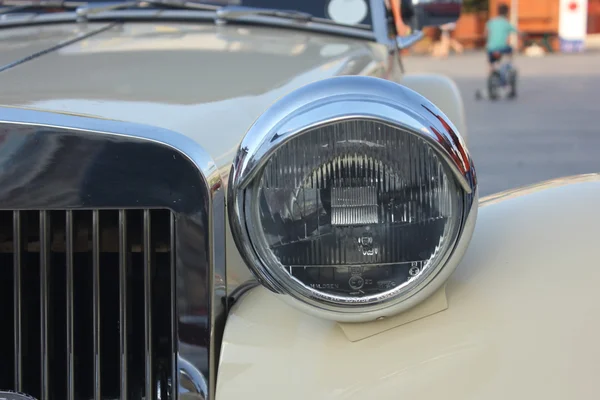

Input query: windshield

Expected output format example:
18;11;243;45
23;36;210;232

225;0;373;27
71;0;375;27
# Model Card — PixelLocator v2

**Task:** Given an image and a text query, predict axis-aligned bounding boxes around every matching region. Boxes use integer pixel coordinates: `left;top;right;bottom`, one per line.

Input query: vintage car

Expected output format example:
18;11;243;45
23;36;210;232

1;1;597;400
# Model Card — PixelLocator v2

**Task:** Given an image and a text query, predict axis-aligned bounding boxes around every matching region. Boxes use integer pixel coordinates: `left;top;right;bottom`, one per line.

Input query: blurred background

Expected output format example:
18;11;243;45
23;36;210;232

404;0;600;196
1;0;598;197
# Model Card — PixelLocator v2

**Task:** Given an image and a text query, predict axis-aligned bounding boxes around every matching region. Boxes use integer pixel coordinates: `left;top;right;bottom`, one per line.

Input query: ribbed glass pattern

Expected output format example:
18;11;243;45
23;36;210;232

251;120;462;299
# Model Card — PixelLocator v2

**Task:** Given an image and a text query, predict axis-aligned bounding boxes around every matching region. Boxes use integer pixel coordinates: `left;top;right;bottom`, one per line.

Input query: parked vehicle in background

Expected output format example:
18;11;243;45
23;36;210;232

1;1;599;400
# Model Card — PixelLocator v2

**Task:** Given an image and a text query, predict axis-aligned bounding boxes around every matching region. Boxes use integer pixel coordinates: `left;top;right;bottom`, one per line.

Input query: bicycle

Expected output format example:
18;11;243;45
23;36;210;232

475;51;518;101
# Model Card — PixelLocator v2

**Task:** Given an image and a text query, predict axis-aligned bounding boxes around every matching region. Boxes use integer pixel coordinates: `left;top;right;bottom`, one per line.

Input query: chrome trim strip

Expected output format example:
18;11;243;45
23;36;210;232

170;213;178;400
66;210;75;400
143;209;153;400
0;106;225;400
0;5;31;15
75;0;138;20
215;6;313;22
0;0;86;6
0;9;375;40
92;210;101;400
0;11;74;24
12;210;22;391
119;210;128;400
228;76;477;322
39;211;49;400
0;10;199;27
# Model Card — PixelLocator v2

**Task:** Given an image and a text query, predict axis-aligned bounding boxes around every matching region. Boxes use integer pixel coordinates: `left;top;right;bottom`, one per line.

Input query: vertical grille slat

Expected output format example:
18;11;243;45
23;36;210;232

49;211;67;400
0;115;221;400
169;213;177;400
143;210;153;400
13;210;22;391
119;210;128;400
92;211;101;400
0;211;15;390
1;208;175;400
39;211;50;400
65;211;75;400
22;211;41;398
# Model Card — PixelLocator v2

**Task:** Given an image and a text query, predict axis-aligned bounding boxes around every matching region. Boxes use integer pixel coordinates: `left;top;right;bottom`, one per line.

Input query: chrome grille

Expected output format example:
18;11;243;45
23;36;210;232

0;209;176;400
0;109;225;400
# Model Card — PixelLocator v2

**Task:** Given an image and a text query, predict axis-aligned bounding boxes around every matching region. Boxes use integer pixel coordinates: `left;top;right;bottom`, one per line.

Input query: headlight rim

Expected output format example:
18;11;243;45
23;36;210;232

228;76;477;322
230;79;474;194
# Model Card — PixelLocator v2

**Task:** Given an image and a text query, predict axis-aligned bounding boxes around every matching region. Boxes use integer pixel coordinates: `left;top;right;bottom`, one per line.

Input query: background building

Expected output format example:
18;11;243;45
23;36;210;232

413;0;600;54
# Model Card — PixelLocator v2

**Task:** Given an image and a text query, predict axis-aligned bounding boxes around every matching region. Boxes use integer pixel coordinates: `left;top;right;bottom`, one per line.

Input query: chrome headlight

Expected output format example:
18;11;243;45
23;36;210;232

229;76;477;322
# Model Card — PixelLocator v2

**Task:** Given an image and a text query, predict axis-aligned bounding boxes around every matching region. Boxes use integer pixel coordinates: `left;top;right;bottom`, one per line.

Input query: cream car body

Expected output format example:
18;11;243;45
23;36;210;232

219;173;600;399
1;2;593;400
0;13;466;292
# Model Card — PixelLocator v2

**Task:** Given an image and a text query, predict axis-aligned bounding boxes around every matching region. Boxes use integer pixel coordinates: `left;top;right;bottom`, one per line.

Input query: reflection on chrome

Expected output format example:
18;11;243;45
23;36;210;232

0;107;225;400
179;356;208;400
228;76;477;322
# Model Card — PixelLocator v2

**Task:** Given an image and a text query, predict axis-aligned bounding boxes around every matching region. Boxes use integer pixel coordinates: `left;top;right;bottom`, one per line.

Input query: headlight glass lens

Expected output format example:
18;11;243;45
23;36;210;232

246;119;463;305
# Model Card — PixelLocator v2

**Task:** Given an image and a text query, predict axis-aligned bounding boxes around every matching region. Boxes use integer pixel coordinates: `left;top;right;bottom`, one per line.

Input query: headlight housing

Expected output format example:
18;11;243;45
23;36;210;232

229;76;477;322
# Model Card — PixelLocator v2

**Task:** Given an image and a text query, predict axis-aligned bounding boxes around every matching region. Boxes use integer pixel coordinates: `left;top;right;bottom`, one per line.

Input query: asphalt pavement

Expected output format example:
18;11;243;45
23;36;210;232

404;51;600;196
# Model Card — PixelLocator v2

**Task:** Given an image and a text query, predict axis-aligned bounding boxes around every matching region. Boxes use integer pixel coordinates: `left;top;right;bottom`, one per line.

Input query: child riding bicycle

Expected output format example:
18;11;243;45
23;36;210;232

484;3;520;73
480;3;528;99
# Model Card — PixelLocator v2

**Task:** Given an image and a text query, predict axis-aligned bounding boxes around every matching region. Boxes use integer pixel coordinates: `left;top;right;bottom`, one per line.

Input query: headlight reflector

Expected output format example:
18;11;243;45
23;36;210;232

229;77;477;322
249;119;462;300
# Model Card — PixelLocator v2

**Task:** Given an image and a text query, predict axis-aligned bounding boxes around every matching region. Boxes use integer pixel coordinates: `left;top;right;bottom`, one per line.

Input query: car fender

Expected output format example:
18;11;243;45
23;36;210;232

216;174;600;400
401;73;468;144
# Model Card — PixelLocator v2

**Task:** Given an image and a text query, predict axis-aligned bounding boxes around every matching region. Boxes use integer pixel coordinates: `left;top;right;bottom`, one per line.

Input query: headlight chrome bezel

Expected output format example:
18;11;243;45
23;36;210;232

228;76;477;322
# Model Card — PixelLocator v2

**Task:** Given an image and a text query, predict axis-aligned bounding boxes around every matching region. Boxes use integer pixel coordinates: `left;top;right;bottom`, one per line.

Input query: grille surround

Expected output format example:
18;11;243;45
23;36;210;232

0;107;226;400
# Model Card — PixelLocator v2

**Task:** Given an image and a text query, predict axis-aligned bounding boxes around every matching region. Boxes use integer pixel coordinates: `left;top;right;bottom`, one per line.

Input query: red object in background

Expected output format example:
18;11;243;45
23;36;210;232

589;0;600;33
568;1;578;11
452;11;488;49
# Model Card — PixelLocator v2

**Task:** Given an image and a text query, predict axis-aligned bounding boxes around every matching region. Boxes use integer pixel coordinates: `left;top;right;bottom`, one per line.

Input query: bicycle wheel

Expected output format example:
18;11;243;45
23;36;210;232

507;68;518;99
488;71;501;100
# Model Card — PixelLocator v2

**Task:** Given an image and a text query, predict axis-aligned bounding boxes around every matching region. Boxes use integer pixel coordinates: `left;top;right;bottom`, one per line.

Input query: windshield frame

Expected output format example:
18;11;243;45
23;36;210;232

0;0;393;44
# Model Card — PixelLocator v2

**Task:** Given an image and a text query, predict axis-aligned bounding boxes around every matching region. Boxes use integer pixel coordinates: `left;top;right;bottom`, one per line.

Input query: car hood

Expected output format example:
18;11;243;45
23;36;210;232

0;21;388;170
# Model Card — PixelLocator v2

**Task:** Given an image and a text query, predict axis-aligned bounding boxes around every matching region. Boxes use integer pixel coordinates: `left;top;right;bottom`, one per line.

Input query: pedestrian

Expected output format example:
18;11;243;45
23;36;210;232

438;22;463;58
431;27;444;58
